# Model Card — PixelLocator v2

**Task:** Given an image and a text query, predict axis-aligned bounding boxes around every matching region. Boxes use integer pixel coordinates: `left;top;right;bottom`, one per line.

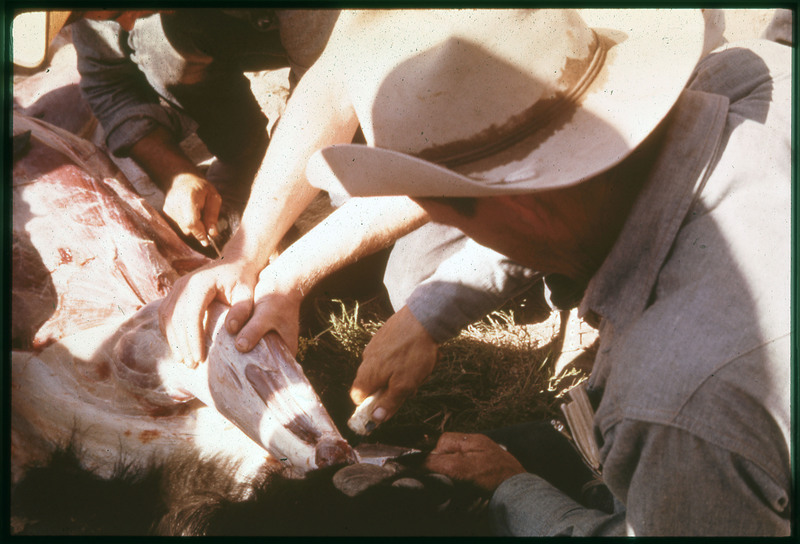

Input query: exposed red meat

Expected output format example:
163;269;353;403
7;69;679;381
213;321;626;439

12;113;209;349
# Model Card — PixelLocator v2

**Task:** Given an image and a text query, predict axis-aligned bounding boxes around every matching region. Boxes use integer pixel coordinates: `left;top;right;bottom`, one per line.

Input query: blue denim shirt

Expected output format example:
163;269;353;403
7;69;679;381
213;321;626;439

72;16;183;158
489;39;792;536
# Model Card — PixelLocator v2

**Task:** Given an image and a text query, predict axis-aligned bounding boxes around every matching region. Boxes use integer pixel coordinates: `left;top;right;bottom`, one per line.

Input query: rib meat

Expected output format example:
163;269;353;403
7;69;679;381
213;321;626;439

12;113;208;350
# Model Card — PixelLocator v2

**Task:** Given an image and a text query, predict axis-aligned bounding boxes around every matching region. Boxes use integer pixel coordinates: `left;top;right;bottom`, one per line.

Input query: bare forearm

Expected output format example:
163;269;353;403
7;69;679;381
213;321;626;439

223;55;359;270
229;195;427;356
128;126;200;191
265;196;429;295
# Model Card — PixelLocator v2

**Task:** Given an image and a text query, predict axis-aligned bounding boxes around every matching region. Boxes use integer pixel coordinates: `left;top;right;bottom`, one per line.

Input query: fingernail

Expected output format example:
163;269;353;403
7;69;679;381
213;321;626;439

365;421;377;433
236;337;249;351
372;407;387;422
200;239;209;247
229;319;239;331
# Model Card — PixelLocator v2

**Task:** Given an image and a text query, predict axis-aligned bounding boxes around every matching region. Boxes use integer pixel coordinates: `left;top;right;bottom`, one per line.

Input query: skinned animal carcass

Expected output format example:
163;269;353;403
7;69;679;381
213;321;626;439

11;114;207;350
11;111;355;487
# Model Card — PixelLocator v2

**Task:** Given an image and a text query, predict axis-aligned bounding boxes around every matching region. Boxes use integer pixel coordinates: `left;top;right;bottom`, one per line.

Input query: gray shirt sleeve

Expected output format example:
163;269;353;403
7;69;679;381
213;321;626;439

490;420;791;536
405;238;541;344
490;473;626;536
72;18;183;157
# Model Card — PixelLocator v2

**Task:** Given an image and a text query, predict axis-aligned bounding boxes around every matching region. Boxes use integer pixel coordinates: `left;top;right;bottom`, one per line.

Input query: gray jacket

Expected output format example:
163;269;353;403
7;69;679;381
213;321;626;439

489;39;792;536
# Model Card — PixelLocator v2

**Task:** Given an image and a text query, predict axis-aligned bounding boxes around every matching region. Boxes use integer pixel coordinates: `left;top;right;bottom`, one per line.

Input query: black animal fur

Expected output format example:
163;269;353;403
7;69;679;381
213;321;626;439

176;463;492;536
11;443;492;536
10;444;166;535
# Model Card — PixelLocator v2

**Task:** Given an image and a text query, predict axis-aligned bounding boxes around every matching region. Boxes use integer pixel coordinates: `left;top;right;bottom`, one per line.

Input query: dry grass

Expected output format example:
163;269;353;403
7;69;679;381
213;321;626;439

297;294;589;446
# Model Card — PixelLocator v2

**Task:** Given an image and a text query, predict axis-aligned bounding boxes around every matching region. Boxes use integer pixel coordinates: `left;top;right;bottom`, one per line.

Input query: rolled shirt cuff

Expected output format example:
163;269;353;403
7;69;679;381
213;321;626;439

489;472;626;536
406;266;540;344
103;103;186;157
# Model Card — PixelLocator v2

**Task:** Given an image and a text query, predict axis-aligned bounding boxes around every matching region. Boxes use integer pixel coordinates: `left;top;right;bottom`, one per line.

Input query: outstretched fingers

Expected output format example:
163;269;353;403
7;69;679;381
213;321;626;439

423;433;526;492
432;432;493;453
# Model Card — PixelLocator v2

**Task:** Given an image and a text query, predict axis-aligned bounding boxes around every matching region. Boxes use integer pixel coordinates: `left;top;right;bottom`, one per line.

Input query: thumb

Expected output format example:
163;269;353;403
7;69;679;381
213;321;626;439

202;190;222;238
369;381;416;425
349;378;415;432
225;281;254;335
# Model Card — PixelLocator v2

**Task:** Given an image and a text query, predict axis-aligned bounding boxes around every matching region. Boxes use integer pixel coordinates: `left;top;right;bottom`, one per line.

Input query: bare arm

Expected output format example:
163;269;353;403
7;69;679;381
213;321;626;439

159;45;359;366
236;196;429;353
225;52;360;268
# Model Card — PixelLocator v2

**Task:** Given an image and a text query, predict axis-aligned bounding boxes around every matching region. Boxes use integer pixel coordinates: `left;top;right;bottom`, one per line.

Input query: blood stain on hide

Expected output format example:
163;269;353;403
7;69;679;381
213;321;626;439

57;247;73;264
138;429;161;444
155;273;170;292
94;360;111;381
144;402;193;418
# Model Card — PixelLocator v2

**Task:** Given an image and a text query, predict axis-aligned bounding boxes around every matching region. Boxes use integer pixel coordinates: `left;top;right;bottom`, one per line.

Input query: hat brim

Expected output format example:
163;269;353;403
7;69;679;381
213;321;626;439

308;9;706;198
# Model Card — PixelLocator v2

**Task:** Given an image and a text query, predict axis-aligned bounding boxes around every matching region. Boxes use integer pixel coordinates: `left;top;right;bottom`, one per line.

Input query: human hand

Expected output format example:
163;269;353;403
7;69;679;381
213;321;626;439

228;265;304;356
163;173;223;247
424;433;526;493
349;306;438;426
158;259;258;367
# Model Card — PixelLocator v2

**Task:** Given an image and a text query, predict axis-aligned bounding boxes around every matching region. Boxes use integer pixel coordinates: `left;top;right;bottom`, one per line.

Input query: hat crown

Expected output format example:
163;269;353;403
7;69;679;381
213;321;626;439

342;10;599;161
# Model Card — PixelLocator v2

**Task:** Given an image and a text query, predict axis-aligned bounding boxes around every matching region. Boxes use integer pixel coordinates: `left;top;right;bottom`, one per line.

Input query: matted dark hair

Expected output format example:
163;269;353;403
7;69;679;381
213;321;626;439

11;442;492;536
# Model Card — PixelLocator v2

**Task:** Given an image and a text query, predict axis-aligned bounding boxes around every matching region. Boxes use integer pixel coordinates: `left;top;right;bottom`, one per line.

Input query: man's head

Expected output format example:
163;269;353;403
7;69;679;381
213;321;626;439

412;118;671;280
302;9;707;278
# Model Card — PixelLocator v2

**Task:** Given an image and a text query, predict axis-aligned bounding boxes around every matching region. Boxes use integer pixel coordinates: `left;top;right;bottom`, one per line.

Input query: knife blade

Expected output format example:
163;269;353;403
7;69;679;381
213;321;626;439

207;235;222;259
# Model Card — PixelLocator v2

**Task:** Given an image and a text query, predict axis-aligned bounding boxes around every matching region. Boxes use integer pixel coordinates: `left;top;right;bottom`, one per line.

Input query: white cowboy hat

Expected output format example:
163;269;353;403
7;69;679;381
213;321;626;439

307;9;707;198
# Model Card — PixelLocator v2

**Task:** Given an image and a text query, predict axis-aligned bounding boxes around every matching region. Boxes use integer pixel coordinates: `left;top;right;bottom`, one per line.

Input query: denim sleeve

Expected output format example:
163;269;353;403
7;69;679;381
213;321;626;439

72;18;182;157
405;238;541;344
490;473;626;536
